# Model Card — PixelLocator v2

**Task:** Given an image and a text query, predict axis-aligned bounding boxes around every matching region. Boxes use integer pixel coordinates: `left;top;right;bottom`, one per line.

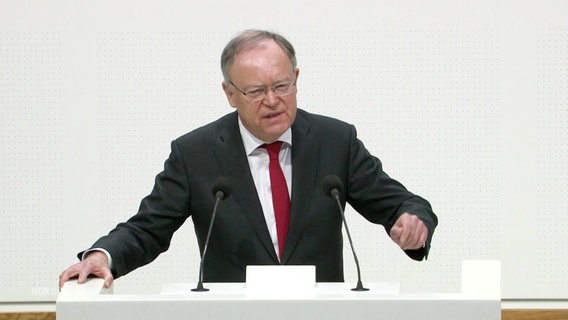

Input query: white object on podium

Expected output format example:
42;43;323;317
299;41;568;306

57;260;501;320
245;265;315;298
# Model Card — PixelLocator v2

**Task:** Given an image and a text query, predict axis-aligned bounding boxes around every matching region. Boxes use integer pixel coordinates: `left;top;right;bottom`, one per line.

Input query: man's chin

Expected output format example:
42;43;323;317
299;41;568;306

259;127;288;141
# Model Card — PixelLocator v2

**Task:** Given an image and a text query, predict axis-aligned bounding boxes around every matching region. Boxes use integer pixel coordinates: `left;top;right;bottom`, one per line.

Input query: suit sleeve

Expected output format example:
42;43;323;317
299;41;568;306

81;140;192;278
344;124;438;261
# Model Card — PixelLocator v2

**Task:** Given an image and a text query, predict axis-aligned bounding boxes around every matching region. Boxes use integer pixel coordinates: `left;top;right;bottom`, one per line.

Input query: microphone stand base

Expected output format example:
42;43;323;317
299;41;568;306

191;282;209;292
351;280;370;291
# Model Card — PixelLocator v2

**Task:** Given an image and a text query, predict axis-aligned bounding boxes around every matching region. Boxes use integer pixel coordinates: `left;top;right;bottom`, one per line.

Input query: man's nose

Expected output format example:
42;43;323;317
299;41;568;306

262;88;279;106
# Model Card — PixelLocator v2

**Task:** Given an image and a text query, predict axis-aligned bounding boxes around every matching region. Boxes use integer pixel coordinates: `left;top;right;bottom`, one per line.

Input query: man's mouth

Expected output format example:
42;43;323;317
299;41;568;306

264;112;282;119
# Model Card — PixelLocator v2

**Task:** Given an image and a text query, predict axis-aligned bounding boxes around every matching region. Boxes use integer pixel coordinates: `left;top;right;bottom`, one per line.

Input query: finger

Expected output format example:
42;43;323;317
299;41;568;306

77;265;91;284
406;232;422;249
104;275;114;288
59;263;80;284
101;268;114;288
77;259;97;284
398;222;413;248
391;213;410;244
418;223;428;246
390;226;404;247
407;222;423;249
77;262;107;284
389;225;402;242
399;213;424;248
59;264;80;289
406;222;428;249
418;228;428;248
59;271;68;289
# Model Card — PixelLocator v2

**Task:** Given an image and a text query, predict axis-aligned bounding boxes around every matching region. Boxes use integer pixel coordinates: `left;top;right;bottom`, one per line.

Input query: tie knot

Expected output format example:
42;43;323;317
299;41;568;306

262;141;283;160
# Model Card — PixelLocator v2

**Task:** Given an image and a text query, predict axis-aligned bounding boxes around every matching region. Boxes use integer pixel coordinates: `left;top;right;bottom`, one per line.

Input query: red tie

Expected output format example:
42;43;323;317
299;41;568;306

262;141;290;260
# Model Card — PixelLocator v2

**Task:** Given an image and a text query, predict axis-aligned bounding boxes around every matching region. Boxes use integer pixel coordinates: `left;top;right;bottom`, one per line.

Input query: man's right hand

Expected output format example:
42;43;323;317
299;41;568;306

59;251;114;290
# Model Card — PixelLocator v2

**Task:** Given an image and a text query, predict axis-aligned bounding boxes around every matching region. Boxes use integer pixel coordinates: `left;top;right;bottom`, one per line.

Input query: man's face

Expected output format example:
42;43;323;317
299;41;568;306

223;39;299;142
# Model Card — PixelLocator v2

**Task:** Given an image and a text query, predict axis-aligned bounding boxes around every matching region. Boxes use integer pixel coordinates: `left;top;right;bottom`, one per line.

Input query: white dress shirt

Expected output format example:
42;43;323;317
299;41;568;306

238;117;292;259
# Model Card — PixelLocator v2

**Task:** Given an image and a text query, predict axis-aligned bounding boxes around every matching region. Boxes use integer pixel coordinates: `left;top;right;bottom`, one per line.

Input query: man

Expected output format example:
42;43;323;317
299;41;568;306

59;29;437;289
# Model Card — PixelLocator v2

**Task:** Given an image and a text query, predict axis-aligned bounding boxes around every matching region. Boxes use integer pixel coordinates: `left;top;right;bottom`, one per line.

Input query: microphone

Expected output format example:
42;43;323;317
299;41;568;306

322;175;369;291
192;177;232;292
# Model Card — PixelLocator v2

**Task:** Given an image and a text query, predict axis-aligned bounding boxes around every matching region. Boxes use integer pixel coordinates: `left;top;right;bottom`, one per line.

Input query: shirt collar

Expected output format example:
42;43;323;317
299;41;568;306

238;116;292;156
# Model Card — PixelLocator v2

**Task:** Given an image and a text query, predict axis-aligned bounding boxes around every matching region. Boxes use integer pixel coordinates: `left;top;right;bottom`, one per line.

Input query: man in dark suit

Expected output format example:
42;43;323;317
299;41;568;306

59;29;437;289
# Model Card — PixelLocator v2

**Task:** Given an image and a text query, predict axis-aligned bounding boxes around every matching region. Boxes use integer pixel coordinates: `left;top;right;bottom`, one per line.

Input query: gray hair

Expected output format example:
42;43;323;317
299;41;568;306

220;29;297;82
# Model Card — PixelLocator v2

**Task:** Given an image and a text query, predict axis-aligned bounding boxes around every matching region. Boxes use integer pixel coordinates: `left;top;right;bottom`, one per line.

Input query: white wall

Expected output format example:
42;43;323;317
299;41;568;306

1;0;567;302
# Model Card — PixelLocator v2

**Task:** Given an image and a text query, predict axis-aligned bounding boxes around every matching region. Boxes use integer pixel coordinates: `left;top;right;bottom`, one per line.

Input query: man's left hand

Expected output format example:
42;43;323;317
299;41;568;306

389;213;428;250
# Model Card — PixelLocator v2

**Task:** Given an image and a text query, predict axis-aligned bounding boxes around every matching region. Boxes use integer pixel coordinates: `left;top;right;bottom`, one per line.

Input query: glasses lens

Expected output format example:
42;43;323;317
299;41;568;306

274;83;292;95
246;88;265;100
244;80;296;102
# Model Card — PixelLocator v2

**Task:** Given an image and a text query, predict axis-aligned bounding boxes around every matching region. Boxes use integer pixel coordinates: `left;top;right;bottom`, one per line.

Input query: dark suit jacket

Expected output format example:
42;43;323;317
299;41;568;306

87;109;437;282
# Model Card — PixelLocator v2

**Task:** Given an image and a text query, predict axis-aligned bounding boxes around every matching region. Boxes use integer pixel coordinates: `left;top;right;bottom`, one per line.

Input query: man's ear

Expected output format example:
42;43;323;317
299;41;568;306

222;81;237;108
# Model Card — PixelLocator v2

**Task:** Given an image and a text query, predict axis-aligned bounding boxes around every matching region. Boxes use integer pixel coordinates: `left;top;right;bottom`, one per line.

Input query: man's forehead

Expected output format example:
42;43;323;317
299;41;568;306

230;41;292;76
235;39;280;59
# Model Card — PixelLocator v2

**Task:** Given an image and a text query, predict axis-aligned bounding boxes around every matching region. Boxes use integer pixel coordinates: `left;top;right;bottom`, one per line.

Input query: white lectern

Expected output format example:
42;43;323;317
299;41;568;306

57;260;500;320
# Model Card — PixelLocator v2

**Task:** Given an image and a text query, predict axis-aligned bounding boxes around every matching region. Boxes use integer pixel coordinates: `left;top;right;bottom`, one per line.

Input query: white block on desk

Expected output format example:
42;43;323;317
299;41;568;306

461;260;501;299
246;265;315;298
57;278;112;300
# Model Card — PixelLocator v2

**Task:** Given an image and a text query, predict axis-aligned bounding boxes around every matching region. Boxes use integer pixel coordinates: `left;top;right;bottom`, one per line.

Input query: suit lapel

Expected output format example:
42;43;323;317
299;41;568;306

281;111;319;263
214;113;279;262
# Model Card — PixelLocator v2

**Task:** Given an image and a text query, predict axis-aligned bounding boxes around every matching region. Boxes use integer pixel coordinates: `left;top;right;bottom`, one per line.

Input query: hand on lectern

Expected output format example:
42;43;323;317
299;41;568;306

59;251;114;290
389;213;428;250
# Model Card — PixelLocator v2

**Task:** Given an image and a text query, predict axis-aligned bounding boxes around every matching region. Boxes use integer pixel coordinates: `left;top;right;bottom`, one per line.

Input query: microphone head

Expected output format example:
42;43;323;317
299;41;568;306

322;175;343;197
211;177;232;200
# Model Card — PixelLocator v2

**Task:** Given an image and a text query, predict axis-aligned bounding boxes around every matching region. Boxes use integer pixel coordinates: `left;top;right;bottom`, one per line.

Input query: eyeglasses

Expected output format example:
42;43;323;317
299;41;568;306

229;78;296;102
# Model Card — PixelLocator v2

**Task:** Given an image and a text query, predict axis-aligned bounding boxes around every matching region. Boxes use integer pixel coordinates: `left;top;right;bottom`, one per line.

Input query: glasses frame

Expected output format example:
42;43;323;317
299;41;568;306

229;77;296;102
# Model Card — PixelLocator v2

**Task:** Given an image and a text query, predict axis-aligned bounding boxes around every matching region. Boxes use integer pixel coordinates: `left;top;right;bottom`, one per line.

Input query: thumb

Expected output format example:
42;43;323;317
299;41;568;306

102;270;114;288
390;225;402;239
104;275;113;288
